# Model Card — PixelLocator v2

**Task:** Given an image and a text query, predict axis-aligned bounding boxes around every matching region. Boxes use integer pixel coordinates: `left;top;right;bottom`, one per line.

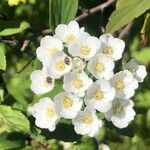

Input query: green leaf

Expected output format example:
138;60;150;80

0;21;30;36
49;0;78;30
6;75;31;108
0;133;23;150
0;105;30;133
106;0;150;33
0;88;4;103
61;0;79;24
69;137;98;150
34;58;43;70
0;43;6;70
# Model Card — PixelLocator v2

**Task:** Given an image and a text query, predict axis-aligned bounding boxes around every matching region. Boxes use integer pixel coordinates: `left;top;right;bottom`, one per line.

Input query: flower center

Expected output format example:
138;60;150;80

50;47;57;54
72;79;83;89
112;103;123;115
95;62;105;73
80;44;91;56
55;61;66;71
115;80;125;90
64;33;76;43
63;96;73;108
82;114;93;124
103;46;113;55
93;89;104;100
47;107;55;117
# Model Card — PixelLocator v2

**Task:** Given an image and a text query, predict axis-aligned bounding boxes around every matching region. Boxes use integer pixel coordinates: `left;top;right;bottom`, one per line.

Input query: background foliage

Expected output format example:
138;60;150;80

0;0;150;149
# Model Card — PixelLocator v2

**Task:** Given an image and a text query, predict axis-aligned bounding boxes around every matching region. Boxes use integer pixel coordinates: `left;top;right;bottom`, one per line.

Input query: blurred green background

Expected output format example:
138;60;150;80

0;0;150;149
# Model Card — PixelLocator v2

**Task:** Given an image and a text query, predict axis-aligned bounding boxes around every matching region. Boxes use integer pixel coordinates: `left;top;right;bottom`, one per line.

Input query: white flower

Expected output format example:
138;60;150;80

36;35;63;66
30;69;55;95
98;144;111;150
68;34;100;60
32;97;59;131
55;21;84;45
110;70;136;99
72;107;102;137
71;57;85;72
123;59;147;83
87;54;114;80
104;99;135;129
63;71;93;97
98;33;125;61
54;92;83;119
47;51;72;79
84;79;115;113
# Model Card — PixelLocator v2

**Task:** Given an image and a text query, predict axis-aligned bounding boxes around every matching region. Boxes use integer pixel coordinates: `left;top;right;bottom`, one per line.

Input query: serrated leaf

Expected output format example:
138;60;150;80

106;0;150;33
61;0;78;24
0;43;6;70
0;105;30;133
0;21;30;36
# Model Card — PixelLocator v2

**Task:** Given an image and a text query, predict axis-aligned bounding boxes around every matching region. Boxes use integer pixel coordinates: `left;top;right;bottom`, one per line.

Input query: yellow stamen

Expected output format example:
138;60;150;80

80;44;91;56
47;107;55;117
95;62;105;73
63;96;73;108
55;61;65;71
93;89;104;100
65;33;76;43
112;103;123;114
115;80;125;91
72;79;83;89
83;114;93;124
50;47;57;54
103;46;113;55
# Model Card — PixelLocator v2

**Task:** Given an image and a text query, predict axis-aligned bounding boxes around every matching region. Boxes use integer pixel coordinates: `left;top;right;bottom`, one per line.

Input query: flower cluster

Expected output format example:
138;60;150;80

30;21;147;137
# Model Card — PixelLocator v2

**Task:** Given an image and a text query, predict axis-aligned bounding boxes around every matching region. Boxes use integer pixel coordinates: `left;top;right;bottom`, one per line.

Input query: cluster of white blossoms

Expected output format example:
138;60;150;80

30;21;147;137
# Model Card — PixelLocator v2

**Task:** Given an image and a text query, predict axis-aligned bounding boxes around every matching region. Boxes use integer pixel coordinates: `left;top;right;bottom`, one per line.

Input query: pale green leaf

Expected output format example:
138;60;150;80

0;21;30;36
0;43;6;70
106;0;150;33
0;105;30;133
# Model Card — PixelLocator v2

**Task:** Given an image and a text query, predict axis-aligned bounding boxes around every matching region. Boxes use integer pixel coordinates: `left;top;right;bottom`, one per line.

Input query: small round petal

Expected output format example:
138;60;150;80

36;36;63;65
63;71;93;97
55;21;83;45
110;70;136;99
30;69;55;95
54;92;83;119
123;59;147;82
99;33;125;60
87;54;114;80
72;107;102;137
68;35;100;60
47;51;72;79
104;99;135;128
32;97;59;131
84;79;115;112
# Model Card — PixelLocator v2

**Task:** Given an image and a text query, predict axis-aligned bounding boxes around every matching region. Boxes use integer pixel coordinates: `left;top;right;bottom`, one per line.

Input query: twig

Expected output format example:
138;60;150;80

75;0;116;22
118;21;134;39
